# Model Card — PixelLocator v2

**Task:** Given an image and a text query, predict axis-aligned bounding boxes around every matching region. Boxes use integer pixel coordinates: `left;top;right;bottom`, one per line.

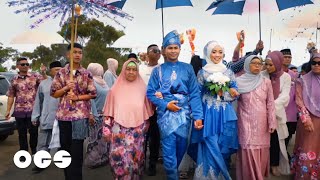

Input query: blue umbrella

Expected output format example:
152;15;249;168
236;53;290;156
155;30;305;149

207;0;314;41
157;0;193;38
156;0;193;9
112;0;193;39
109;0;127;9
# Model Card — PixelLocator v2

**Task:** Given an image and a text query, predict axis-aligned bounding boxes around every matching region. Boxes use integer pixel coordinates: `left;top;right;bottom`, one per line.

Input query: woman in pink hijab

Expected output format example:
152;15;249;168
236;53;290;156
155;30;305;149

291;53;320;180
103;60;154;179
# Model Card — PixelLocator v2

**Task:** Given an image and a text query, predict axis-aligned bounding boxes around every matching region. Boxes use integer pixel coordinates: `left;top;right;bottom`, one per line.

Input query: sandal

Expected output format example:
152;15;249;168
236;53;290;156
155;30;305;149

179;172;189;179
271;166;281;177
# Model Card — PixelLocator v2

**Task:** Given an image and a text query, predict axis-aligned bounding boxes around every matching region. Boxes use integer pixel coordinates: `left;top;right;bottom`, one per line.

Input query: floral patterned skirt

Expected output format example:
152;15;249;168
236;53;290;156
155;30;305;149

109;121;148;180
291;116;320;180
84;116;109;168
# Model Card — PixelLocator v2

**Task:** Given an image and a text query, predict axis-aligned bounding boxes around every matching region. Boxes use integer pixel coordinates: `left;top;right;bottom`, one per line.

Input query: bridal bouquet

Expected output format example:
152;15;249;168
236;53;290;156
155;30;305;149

205;72;230;99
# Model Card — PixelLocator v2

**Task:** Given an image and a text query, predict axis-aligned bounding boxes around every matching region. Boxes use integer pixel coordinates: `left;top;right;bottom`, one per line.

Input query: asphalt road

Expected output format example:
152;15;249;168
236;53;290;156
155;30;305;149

0;131;294;180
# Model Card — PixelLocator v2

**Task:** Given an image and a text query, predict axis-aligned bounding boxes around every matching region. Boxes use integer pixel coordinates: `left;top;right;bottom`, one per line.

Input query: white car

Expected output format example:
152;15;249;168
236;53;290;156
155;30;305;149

0;75;15;142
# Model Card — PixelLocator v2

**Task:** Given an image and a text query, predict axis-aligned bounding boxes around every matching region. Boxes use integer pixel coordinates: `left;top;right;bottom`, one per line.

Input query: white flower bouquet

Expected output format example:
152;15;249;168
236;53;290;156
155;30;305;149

205;72;231;99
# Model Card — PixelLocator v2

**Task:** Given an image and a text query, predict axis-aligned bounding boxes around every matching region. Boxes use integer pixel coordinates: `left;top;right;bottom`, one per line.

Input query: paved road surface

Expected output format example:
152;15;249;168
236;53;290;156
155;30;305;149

0;131;294;180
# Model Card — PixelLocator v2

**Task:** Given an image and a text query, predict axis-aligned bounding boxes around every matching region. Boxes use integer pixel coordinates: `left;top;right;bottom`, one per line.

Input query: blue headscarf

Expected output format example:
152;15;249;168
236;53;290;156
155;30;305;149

162;30;181;48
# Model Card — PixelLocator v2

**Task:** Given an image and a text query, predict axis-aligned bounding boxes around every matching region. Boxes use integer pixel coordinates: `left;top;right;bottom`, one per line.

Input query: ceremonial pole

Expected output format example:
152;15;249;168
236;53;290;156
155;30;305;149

69;0;76;104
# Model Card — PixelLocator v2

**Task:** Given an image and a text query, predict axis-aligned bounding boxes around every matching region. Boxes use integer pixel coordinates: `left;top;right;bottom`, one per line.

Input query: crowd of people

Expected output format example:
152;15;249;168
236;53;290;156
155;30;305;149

5;29;320;180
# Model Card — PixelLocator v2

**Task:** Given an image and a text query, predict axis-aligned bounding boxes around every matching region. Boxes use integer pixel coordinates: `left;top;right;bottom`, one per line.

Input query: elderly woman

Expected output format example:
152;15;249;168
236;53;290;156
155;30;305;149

291;53;320;180
189;41;239;180
84;63;110;168
236;55;277;180
103;58;118;88
103;60;154;179
263;51;291;176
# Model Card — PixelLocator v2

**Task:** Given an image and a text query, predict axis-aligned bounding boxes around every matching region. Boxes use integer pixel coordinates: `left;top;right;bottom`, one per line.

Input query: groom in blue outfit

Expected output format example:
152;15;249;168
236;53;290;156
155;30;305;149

147;30;203;180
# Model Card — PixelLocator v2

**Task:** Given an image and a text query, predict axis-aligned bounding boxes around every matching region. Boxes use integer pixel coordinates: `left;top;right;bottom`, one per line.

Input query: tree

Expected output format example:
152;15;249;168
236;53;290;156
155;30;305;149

0;43;18;64
58;16;129;72
16;17;130;73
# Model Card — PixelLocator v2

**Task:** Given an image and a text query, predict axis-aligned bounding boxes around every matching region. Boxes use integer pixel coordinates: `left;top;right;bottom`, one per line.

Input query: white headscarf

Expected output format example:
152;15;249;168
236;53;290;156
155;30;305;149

106;58;118;76
236;55;264;94
87;63;108;88
202;40;227;73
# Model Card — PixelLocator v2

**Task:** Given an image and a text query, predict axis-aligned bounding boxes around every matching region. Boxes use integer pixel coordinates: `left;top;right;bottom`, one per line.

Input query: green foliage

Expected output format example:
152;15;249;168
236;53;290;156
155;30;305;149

0;43;19;64
0;65;7;72
58;16;124;46
58;15;129;73
11;16;130;74
205;81;230;96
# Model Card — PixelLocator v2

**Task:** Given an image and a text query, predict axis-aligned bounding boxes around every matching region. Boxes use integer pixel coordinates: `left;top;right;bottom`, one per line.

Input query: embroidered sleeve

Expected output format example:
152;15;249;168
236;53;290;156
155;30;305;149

296;80;311;123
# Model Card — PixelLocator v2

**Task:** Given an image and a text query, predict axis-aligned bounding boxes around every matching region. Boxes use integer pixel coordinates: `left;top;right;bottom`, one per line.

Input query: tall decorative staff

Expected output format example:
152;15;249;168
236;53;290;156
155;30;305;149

7;0;133;102
69;1;76;96
74;4;82;42
69;3;82;103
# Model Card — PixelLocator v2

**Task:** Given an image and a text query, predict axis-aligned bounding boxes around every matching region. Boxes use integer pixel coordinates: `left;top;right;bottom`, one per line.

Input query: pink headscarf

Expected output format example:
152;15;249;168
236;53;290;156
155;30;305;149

267;51;284;99
87;63;107;88
301;53;320;117
103;60;154;128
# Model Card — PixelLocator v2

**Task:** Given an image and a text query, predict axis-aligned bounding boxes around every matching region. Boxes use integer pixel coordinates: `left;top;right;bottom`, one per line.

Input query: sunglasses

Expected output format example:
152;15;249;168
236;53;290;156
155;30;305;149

19;63;30;67
311;61;320;66
149;49;161;54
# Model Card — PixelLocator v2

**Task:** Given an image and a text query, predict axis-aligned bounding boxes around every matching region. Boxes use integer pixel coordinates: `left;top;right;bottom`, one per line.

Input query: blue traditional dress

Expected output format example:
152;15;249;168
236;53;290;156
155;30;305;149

189;41;239;180
146;30;203;180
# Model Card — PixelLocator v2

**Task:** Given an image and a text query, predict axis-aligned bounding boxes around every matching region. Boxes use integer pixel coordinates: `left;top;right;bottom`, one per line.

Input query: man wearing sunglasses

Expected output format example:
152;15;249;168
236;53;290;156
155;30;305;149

6;57;47;160
139;44;161;176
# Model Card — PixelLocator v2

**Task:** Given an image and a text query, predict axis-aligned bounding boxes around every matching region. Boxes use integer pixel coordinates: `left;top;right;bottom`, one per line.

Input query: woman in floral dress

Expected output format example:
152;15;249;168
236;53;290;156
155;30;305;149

103;60;154;179
291;53;320;180
85;63;110;168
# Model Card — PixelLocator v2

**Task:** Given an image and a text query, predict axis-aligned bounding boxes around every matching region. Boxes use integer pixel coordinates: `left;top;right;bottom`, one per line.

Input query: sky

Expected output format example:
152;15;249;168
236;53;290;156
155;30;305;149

1;0;320;69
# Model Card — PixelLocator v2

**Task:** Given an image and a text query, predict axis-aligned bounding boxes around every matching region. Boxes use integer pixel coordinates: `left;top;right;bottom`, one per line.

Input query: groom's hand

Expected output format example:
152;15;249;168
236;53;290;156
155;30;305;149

167;101;181;112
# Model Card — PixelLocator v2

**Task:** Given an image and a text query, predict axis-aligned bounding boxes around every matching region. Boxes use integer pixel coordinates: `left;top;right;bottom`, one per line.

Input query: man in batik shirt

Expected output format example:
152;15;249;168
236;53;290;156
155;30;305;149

6;57;46;159
51;43;96;180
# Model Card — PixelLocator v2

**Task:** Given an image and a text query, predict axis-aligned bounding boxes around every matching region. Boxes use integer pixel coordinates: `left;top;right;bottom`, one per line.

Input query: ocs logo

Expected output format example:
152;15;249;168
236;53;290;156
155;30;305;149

13;150;71;169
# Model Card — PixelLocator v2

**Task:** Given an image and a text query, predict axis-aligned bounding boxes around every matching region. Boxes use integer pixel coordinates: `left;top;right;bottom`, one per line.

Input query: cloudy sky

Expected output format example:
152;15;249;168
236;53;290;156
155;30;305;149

1;0;319;67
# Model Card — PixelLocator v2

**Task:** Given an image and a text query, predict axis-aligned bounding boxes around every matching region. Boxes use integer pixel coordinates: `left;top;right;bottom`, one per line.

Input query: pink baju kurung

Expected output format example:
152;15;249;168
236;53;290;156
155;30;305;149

236;78;277;180
291;80;320;180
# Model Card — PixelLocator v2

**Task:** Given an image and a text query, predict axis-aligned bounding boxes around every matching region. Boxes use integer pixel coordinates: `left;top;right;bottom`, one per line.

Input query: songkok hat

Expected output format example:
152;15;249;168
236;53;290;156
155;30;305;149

49;61;62;69
280;48;291;56
162;30;181;49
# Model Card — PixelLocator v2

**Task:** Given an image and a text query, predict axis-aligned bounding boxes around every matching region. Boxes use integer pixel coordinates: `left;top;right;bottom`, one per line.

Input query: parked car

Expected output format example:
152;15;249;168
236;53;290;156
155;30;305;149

0;75;16;142
0;72;17;82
